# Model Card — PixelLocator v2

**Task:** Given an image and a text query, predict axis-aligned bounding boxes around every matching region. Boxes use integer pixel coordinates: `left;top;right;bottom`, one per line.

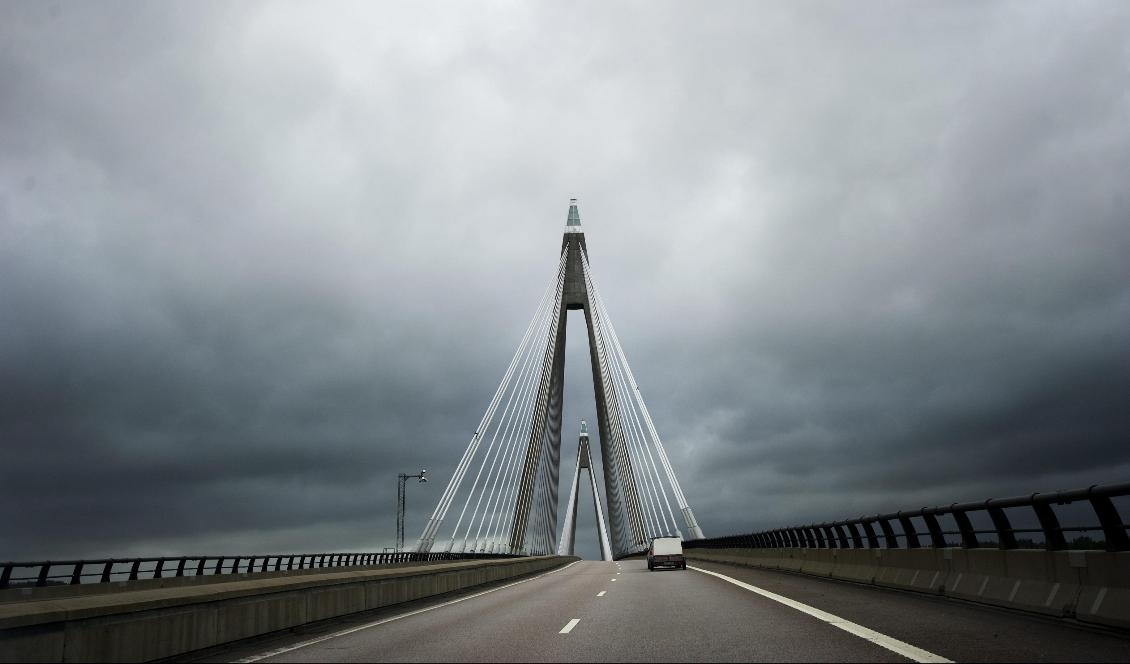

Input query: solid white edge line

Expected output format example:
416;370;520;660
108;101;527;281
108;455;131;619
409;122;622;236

235;561;581;663
689;566;952;664
559;618;580;634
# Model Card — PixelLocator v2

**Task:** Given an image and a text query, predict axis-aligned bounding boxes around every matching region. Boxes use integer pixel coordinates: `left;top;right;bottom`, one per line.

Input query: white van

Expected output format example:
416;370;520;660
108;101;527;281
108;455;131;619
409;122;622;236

647;537;686;570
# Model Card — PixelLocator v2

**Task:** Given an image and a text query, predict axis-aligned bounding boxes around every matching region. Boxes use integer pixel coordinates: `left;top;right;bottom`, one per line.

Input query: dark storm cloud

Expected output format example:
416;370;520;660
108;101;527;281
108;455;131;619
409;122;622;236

1;1;1128;558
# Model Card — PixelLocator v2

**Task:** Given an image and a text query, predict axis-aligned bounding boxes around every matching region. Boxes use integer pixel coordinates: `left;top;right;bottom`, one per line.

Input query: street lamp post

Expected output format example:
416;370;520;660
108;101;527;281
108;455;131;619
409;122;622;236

396;469;427;552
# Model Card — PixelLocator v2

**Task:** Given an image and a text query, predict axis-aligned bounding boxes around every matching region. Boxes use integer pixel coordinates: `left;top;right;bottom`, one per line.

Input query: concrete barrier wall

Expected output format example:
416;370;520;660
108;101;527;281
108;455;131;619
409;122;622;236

0;556;576;663
684;547;1130;630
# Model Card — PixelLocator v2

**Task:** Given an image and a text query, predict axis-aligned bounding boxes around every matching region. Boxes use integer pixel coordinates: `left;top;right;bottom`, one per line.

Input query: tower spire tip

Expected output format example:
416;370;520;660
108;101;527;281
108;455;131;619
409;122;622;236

565;198;582;232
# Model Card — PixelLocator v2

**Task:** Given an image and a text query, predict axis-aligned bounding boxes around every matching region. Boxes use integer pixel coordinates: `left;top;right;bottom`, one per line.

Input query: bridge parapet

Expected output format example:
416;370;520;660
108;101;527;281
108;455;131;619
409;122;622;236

0;550;518;593
684;482;1130;552
0;555;576;663
683;482;1130;630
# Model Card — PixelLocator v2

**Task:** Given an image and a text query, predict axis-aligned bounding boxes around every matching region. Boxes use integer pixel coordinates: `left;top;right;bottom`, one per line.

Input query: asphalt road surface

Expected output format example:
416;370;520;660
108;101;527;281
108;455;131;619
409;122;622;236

201;560;1130;663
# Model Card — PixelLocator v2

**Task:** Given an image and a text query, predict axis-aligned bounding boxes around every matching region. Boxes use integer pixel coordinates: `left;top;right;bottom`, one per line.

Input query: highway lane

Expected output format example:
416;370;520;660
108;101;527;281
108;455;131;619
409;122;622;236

205;560;1130;663
687;560;1130;663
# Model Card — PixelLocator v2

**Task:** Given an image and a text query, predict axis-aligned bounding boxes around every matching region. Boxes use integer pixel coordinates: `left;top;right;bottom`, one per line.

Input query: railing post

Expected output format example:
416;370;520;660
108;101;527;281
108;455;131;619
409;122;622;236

877;518;897;548
986;504;1017;549
1032;500;1067;550
196;559;206;576
921;512;946;548
176;558;187;577
0;564;12;589
860;519;879;548
213;557;225;575
897;514;920;548
37;562;51;587
70;562;84;585
154;558;165;579
231;557;242;574
951;509;979;549
845;522;864;548
1088;492;1130;552
832;524;850;548
129;559;141;581
102;561;114;583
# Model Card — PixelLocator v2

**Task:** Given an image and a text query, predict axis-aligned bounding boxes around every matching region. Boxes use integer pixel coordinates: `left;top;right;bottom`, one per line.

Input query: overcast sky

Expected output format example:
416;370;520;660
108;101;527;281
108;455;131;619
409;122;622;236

2;1;1128;560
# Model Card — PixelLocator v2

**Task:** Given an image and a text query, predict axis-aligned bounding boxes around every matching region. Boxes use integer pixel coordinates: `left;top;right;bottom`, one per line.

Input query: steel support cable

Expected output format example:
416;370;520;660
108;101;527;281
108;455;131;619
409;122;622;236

512;274;566;554
482;365;542;553
581;251;647;551
532;452;551;554
508;254;569;552
534;393;563;554
590;278;688;508
590;279;688;507
583;255;640;554
531;352;562;555
416;250;565;551
438;247;566;547
595;301;650;546
582;266;630;553
457;297;554;547
590;278;704;538
600;307;678;534
609;347;666;536
601;291;687;528
529;405;553;554
502;269;565;556
469;313;551;552
583;252;646;535
490;356;545;553
526;411;553;554
426;282;551;552
611;357;660;538
529;321;563;555
491;337;554;552
449;300;551;552
608;342;672;536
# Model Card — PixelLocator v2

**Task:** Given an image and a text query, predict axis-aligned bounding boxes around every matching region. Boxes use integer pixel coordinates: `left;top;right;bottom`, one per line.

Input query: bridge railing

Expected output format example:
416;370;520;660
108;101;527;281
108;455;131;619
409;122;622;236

0;551;524;590
683;482;1130;552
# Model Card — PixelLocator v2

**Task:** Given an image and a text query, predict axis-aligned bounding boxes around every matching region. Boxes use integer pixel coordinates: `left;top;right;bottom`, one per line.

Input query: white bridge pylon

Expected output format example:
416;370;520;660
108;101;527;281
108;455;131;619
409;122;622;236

557;421;612;560
415;200;705;558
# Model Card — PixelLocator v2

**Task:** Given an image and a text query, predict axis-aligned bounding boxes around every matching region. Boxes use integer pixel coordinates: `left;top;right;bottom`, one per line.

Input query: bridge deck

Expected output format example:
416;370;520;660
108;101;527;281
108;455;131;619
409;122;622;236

196;560;1130;663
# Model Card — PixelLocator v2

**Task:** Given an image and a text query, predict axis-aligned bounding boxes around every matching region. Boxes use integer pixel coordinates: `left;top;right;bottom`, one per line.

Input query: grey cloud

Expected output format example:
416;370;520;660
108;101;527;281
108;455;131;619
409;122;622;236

2;1;1128;560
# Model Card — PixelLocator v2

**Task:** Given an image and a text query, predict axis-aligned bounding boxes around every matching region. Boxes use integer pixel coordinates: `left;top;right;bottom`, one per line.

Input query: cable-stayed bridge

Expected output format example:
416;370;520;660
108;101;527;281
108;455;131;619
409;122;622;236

415;199;703;560
2;202;1129;662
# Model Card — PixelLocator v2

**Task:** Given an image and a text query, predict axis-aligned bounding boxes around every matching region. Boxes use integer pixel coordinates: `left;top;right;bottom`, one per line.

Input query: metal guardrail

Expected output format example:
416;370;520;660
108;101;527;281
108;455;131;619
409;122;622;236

683;482;1130;553
0;551;524;590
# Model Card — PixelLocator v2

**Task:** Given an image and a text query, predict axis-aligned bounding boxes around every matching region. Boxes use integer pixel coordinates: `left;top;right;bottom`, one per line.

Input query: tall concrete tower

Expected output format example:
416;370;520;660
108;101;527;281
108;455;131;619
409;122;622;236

415;198;704;558
509;199;650;557
557;420;613;560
